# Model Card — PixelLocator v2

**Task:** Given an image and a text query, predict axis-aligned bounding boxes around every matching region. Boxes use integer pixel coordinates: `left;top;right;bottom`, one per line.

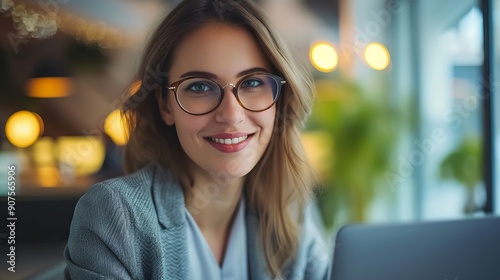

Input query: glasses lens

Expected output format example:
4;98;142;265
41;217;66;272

176;78;221;114
237;74;280;111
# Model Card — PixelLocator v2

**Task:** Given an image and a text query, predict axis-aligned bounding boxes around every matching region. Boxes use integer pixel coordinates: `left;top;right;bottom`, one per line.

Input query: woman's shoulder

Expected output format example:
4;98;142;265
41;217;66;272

73;165;157;221
65;165;179;279
79;165;179;220
85;164;180;204
70;165;181;236
75;164;184;226
87;164;156;196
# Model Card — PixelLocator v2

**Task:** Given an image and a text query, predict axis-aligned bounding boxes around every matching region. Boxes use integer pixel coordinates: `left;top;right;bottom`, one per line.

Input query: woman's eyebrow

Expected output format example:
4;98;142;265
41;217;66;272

236;67;269;77
180;71;217;79
179;67;270;79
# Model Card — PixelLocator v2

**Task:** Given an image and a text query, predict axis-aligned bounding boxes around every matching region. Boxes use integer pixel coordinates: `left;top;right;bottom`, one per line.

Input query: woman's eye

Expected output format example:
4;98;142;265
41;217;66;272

187;82;214;92
241;79;262;88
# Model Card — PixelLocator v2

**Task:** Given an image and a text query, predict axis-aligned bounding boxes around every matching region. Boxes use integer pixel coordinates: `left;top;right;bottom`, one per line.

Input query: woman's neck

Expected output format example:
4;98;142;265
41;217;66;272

182;165;246;266
184;167;245;231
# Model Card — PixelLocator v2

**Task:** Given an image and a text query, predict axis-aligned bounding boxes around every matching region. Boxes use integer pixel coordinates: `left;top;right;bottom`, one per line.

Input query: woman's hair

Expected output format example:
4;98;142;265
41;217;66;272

122;0;316;277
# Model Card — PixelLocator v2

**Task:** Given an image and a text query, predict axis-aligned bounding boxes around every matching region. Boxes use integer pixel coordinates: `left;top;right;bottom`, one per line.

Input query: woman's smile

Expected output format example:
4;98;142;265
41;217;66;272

205;132;254;153
160;22;275;178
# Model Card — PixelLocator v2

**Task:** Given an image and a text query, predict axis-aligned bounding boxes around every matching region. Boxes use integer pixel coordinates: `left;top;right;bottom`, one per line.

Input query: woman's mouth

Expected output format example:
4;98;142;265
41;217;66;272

204;133;254;153
208;135;249;145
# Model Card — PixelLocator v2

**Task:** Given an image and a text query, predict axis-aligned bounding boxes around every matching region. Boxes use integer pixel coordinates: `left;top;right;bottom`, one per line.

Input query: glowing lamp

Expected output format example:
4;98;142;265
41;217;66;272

27;77;73;98
26;60;73;98
5;110;43;148
364;42;391;70
310;42;338;72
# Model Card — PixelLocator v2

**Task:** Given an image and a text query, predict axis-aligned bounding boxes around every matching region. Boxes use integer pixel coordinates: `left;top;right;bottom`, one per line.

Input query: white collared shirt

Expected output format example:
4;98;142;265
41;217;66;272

185;199;248;280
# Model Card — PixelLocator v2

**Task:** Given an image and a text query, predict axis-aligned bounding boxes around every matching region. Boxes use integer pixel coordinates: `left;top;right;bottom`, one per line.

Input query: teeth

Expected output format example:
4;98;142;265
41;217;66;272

210;135;249;145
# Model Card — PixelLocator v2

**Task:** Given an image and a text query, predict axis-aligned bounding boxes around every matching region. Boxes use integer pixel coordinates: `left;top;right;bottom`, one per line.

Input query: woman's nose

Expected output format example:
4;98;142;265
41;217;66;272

214;85;245;125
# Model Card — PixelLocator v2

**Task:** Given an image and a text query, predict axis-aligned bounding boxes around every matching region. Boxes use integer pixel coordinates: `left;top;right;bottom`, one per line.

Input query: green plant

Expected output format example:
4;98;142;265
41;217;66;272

439;136;482;214
307;79;400;229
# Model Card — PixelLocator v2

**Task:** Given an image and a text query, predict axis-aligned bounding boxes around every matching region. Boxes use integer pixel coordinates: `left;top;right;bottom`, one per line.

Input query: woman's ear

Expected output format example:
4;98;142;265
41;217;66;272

156;88;175;125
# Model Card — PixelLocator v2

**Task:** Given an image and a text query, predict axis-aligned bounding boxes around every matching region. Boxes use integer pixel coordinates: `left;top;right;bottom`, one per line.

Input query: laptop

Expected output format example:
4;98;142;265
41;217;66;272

329;216;500;280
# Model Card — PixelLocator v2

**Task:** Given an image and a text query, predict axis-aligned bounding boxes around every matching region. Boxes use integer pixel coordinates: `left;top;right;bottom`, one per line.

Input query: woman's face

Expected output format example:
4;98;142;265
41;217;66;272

159;23;276;179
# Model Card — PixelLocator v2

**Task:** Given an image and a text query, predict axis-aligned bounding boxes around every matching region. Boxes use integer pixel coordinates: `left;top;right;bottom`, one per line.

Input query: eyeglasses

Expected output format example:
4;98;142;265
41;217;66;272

167;73;286;115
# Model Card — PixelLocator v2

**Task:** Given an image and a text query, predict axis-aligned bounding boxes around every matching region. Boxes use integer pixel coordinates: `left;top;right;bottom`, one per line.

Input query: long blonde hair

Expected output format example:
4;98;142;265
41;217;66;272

122;0;316;277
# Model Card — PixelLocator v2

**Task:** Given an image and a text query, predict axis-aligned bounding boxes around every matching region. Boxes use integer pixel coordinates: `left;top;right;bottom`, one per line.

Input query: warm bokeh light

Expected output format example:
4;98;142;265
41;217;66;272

129;80;142;95
364;42;391;70
104;110;128;146
301;131;333;178
33;137;55;166
26;77;73;98
5;110;43;148
310;42;338;72
33;112;45;136
57;136;106;177
37;166;60;188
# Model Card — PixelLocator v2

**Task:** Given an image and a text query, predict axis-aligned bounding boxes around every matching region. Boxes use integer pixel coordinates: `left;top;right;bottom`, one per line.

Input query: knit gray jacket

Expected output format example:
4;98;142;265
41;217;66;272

64;164;330;279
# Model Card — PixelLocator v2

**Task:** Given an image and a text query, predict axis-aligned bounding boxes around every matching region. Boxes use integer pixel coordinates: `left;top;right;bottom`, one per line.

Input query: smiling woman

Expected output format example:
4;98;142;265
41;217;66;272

63;0;330;279
158;23;277;180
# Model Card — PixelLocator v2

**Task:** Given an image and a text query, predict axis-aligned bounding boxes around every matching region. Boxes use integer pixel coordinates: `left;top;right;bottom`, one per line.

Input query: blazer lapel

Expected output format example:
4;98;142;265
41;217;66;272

152;165;189;279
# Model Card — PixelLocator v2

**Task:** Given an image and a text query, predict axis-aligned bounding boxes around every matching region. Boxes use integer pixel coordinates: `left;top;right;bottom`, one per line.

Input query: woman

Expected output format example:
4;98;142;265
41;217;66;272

64;0;330;279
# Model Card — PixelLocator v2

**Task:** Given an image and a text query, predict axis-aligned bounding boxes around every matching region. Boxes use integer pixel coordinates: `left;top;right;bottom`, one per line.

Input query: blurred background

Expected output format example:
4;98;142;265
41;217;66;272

0;0;499;279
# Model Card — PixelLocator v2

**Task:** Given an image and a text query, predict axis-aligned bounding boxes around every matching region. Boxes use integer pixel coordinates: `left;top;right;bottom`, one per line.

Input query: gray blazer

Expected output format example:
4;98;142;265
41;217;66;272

64;165;331;279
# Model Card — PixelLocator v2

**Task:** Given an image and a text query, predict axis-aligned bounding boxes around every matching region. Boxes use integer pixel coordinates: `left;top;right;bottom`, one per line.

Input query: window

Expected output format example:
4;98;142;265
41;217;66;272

492;0;500;214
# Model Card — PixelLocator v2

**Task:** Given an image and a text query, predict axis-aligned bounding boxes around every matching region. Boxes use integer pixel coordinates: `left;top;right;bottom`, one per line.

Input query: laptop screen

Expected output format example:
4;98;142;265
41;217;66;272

329;216;500;280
